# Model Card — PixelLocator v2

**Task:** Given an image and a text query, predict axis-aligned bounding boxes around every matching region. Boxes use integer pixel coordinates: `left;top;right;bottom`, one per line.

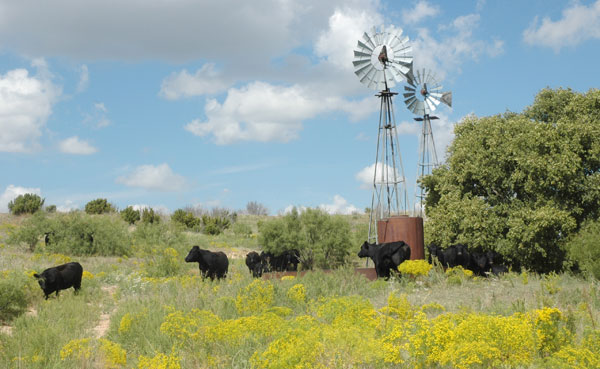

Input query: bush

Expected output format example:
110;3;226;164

141;208;161;224
258;207;353;269
233;222;253;238
201;215;230;235
45;204;57;213
0;270;37;322
85;198;115;214
566;220;600;279
8;193;44;215
120;206;140;225
171;209;200;229
5;211;51;251
131;222;186;255
9;212;131;256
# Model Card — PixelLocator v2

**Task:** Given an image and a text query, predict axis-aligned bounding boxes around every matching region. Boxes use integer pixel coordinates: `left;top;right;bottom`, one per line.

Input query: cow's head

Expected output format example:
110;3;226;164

185;246;201;263
33;271;52;290
471;252;488;270
357;241;373;258
455;244;468;257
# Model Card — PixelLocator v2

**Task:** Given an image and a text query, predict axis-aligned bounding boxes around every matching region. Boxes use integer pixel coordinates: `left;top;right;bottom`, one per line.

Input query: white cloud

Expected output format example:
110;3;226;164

0;62;60;152
116;163;187;192
355;163;404;189
402;1;440;25
56;200;79;213
523;1;600;52
58;136;98;155
77;64;89;92
315;7;382;71
159;63;231;99
185;81;375;144
319;195;360;214
0;185;42;213
83;102;111;128
412;13;504;79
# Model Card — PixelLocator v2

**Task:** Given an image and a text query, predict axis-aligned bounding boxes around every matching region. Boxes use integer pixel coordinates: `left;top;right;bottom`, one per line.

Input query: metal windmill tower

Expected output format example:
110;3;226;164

403;68;452;216
352;25;413;243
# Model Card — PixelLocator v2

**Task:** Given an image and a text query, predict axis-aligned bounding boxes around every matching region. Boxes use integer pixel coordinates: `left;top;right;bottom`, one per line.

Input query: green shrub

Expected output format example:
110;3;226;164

85;198;115;214
5;211;51;251
131;222;186;255
121;206;140;225
171;209;200;230
201;215;230;235
258;207;353;270
9;212;131;256
141;247;183;277
233;222;253;238
45;204;57;213
141;208;161;224
0;270;37;322
566;220;600;279
8;193;44;215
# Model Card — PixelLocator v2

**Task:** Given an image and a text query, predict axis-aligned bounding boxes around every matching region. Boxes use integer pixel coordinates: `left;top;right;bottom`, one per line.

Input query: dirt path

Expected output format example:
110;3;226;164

93;285;117;339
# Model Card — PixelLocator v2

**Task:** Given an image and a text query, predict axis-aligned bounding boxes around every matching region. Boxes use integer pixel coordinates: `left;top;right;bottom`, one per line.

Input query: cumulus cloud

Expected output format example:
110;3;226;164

411;13;504;79
0;62;60;152
58;136;98;155
355;163;405;189
159;63;231;99
0;185;42;213
319;195;360;215
116;163;187;192
315;7;382;71
523;1;600;52
56;200;79;213
185;81;376;144
402;0;440;25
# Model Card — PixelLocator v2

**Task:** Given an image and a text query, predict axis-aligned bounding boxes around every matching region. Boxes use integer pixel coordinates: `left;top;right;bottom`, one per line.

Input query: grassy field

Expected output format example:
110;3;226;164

1;213;599;368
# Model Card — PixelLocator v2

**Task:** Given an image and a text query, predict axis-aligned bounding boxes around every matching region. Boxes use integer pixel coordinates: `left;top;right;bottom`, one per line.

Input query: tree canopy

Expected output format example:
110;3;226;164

422;88;600;273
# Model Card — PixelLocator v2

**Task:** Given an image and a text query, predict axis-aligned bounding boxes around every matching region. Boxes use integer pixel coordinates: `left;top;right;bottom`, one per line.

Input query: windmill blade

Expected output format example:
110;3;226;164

353;50;371;59
357;40;373;52
352;59;370;68
441;91;452;107
403;92;415;99
404;85;415;92
406;97;418;111
354;64;373;79
362;32;376;49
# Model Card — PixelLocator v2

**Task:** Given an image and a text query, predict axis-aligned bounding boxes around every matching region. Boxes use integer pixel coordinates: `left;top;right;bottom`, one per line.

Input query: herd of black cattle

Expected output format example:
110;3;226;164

32;241;510;299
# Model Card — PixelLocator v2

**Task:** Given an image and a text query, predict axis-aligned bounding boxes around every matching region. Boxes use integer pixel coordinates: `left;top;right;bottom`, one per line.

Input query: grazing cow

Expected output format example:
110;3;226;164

358;241;411;279
427;244;444;265
33;262;83;300
185;246;229;280
246;251;267;278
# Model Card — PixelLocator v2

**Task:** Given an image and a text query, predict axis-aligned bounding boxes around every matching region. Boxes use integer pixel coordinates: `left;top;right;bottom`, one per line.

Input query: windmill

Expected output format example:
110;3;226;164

403;68;452;216
352;25;413;243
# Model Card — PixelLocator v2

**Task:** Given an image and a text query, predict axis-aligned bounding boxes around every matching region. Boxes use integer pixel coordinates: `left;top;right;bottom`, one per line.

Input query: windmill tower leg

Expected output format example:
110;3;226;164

415;114;439;216
367;90;408;244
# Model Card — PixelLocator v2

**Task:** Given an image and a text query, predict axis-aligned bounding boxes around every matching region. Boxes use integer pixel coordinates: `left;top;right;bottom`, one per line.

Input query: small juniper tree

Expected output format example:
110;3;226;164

8;193;45;215
85;198;115;214
121;206;141;225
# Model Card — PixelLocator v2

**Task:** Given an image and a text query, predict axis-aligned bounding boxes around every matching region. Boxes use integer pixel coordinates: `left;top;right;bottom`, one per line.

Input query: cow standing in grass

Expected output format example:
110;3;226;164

33;262;83;300
358;241;411;279
185;246;229;280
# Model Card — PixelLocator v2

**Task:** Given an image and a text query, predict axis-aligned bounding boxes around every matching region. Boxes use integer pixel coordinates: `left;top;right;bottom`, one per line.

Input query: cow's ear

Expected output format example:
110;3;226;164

33;273;40;278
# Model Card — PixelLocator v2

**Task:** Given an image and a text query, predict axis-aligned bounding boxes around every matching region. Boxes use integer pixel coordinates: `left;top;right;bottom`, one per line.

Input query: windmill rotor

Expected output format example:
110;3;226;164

403;68;451;116
353;25;413;91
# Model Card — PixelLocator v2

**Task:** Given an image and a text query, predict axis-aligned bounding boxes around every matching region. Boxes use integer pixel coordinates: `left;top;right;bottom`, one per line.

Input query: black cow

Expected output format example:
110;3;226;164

246;251;268;278
259;250;300;272
33;262;83;300
485;250;509;275
185;246;229;280
427;244;444;265
469;251;489;276
441;244;470;269
358;241;411;279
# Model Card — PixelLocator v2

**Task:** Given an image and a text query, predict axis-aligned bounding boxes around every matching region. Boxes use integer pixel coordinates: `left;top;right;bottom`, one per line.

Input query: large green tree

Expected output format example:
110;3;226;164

422;88;600;273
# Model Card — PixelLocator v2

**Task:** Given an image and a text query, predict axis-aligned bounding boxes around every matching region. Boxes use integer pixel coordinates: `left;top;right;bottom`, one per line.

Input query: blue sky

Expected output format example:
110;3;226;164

1;0;600;215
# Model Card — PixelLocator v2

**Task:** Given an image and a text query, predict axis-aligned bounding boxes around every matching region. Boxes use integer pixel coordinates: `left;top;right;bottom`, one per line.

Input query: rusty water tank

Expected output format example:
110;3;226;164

377;216;424;260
